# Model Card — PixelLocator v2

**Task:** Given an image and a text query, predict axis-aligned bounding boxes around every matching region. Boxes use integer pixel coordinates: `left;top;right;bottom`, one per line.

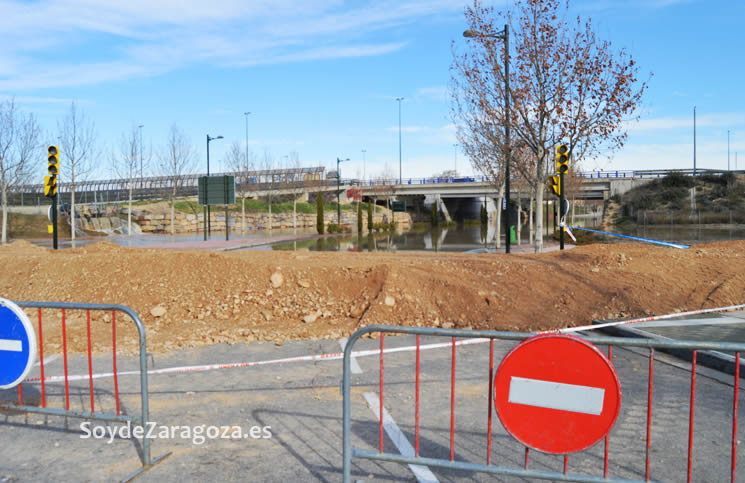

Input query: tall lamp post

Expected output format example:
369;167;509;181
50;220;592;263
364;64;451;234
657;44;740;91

396;97;404;183
464;25;511;254
362;149;366;182
336;157;350;224
205;134;224;240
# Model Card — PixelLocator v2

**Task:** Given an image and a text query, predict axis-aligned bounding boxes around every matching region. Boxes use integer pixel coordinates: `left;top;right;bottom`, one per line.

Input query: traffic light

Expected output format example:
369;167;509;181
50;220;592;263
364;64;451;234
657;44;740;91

556;144;569;174
44;175;57;197
548;175;560;197
47;146;59;176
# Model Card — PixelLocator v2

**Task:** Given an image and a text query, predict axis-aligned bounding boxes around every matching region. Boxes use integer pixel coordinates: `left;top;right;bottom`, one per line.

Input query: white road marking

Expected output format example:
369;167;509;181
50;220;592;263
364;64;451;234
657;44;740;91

364;392;439;483
0;338;22;352
34;354;59;367
508;376;605;415
339;338;362;374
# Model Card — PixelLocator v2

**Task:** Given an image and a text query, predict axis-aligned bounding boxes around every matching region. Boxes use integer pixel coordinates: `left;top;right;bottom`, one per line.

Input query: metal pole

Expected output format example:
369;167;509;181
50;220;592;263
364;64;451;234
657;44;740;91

396;97;404;183
728;130;730;171
204;135;209;241
559;171;565;250
362;149;366;181
244;112;250;168
225;176;229;241
453;144;458;173
503;24;511;254
207;135;211;236
337;158;341;225
693;106;697;177
52;193;58;250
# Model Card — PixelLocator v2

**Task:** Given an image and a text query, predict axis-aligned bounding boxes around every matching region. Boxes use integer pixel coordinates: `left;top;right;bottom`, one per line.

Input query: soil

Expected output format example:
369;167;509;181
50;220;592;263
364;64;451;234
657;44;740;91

1;239;744;355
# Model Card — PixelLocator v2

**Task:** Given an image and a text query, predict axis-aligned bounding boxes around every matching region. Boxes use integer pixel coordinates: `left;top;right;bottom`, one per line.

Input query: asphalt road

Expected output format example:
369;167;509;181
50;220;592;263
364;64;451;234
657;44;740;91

1;331;743;482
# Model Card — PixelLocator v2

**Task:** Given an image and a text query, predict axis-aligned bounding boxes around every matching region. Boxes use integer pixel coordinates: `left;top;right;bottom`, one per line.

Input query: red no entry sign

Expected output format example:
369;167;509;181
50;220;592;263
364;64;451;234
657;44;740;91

493;334;621;454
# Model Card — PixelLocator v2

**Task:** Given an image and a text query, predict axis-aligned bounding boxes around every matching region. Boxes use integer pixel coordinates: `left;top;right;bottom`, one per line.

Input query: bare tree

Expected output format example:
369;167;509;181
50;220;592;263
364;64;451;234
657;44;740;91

0;99;41;244
260;147;277;234
225;141;257;234
111;126;140;236
57;101;97;241
452;0;646;252
158;123;195;234
285;151;305;235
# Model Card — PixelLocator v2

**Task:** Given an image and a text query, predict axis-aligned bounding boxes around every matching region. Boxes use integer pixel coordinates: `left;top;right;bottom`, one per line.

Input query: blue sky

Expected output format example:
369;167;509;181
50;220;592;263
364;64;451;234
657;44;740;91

1;0;743;181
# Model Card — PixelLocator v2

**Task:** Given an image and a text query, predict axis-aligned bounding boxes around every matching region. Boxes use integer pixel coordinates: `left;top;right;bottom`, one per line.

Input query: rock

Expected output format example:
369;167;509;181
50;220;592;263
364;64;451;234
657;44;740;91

350;304;366;318
150;305;167;318
261;311;271;321
590;267;600;273
442;321;455;329
303;310;322;324
297;280;310;288
270;272;284;288
384;296;396;307
265;289;273;297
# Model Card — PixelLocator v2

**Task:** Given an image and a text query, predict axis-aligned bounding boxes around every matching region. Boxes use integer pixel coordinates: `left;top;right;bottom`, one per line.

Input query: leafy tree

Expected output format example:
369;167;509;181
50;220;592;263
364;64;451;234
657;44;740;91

452;0;647;252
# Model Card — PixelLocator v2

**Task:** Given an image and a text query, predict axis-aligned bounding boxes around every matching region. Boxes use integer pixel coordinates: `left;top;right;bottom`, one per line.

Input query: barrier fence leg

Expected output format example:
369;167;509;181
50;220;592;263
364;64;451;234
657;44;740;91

687;351;697;483
732;352;740;483
646;348;655;481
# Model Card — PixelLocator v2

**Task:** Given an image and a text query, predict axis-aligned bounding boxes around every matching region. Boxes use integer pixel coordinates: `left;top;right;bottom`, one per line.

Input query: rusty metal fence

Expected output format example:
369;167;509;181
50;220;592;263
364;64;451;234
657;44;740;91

342;325;744;483
0;301;170;481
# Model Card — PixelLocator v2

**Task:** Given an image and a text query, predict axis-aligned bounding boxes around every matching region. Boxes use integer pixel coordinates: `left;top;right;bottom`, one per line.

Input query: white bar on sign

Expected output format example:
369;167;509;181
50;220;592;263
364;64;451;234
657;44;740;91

0;339;22;352
508;376;605;415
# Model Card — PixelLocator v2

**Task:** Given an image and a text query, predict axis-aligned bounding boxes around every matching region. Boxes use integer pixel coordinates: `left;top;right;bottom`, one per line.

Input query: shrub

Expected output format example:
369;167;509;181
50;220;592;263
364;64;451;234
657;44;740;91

357;202;363;233
367;202;373;232
661;171;694;189
480;204;488;226
316;192;324;234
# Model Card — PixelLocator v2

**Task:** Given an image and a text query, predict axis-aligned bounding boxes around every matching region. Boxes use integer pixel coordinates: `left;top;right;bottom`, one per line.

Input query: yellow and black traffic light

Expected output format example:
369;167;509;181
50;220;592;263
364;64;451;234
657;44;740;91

556;144;569;174
48;145;59;176
44;175;57;197
548;175;560;197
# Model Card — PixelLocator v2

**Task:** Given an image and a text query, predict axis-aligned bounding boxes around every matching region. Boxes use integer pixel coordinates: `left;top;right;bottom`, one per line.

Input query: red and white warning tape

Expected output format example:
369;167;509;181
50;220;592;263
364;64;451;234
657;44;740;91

22;303;744;384
23;337;489;384
554;303;745;334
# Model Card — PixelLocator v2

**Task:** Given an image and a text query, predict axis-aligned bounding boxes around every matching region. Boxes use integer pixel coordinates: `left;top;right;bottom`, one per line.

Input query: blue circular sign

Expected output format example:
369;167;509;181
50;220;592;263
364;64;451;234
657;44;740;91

0;298;37;389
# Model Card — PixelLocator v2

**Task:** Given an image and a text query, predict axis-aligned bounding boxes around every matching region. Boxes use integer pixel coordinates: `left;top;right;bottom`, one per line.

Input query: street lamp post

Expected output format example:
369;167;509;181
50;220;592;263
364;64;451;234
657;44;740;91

396;97;404;183
464;25;511;254
336;157;350;225
205;134;224;240
362;149;366;182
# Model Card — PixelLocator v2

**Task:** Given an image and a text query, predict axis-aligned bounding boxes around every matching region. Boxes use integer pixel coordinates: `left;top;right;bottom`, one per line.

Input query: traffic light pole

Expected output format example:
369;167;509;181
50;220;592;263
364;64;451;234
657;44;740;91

559;172;565;251
52;193;58;250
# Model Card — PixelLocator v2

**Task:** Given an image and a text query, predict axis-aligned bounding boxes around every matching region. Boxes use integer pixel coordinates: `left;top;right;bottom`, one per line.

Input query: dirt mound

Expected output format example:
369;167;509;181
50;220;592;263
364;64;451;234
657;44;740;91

1;240;744;355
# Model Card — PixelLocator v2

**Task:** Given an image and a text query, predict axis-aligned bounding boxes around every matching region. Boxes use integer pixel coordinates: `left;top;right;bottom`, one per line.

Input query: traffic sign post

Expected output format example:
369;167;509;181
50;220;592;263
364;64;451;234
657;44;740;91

493;333;621;454
0;298;37;390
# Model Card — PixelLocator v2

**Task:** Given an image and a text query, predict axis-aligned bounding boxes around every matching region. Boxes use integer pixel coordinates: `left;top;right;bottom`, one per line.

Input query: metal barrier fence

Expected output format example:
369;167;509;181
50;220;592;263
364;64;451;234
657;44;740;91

0;301;170;481
342;325;743;483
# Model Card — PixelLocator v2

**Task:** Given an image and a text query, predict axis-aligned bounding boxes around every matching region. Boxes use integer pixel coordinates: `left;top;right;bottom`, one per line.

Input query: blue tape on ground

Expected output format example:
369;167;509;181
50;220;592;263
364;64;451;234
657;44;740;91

568;226;689;249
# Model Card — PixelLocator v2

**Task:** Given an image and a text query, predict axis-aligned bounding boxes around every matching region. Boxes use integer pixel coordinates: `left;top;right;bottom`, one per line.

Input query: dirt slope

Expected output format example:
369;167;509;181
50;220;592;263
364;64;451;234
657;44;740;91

1;240;744;354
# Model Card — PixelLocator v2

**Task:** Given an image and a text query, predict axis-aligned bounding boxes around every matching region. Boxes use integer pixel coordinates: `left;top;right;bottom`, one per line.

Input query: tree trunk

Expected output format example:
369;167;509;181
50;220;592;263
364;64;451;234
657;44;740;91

170;184;176;235
534;183;545;253
268;195;272;235
128;175;133;236
241;196;246;234
571;195;576;225
495;183;504;249
516;185;522;246
529;193;534;245
71;178;76;241
293;198;297;235
1;179;7;245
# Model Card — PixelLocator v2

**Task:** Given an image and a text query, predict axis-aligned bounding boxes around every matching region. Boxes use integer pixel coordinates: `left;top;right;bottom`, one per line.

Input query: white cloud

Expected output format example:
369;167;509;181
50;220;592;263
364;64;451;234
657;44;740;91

0;0;464;90
624;113;745;132
415;86;450;102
